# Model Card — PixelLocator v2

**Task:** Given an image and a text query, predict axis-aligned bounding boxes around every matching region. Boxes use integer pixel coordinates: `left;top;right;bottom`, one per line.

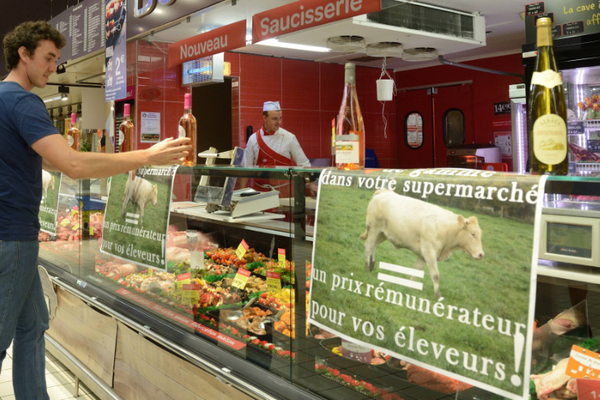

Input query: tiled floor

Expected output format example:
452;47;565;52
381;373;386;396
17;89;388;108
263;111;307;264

0;343;101;400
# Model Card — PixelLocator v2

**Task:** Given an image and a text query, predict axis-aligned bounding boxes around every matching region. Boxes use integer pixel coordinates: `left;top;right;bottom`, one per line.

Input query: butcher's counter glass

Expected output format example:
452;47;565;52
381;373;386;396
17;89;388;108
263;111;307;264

37;168;600;400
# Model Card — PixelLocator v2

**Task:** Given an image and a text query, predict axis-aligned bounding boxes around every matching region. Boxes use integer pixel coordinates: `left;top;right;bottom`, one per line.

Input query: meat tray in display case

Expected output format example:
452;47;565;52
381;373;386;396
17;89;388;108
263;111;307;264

38;167;600;400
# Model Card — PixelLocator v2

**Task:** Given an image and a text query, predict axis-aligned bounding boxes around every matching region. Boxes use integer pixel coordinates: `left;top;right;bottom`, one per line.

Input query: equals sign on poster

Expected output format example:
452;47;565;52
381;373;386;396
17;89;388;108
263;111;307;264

125;212;140;225
377;262;424;291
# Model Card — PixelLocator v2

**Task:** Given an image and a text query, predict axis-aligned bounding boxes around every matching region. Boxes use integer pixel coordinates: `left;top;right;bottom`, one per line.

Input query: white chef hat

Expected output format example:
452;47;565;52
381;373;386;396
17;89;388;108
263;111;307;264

263;101;281;112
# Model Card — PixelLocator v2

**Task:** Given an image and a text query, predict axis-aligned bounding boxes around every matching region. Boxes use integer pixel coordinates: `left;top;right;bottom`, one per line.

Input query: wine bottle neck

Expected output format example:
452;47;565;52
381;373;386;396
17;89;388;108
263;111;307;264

184;108;192;114
537;25;552;47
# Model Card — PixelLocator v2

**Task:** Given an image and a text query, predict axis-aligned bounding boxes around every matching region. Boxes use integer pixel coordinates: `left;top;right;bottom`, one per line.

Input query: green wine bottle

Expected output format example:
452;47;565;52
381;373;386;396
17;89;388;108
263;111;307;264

528;17;568;175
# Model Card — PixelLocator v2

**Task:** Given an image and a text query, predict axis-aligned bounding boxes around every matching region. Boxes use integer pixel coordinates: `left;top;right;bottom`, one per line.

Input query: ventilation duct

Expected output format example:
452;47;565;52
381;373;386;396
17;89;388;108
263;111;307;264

326;35;366;52
369;0;483;42
402;47;439;62
366;42;403;57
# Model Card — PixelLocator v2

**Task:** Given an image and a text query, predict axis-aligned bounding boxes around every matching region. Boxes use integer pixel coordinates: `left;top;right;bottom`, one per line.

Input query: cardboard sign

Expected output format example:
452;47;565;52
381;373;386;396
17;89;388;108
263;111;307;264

236;239;249;259
181;283;201;305
252;0;381;43
100;166;179;271
168;20;246;68
38;171;62;236
566;346;600;379
576;379;600;400
341;338;372;364
278;248;286;268
176;272;191;297
308;168;546;400
266;271;282;292
232;268;251;290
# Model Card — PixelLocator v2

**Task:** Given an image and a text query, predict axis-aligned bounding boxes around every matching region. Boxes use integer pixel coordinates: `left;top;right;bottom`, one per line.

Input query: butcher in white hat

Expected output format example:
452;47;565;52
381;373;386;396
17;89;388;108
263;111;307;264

242;101;312;196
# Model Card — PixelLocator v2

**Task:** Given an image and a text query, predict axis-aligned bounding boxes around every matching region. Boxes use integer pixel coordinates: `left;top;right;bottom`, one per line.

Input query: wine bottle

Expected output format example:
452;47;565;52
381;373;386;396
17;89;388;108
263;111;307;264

118;103;134;153
67;113;80;151
178;93;197;167
336;63;365;170
529;17;568;175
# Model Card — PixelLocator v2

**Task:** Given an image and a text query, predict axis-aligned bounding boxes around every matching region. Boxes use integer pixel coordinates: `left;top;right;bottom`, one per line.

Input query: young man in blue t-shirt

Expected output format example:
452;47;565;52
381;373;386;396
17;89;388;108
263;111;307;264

0;21;191;400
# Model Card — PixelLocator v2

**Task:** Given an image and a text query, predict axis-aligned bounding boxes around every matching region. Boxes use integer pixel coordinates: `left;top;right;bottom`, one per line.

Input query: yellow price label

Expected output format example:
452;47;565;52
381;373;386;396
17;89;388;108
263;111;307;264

90;226;94;236
236;239;249;259
181;284;200;305
266;271;281;292
232;268;251;290
176;272;191;297
72;224;80;231
61;218;70;227
278;248;286;269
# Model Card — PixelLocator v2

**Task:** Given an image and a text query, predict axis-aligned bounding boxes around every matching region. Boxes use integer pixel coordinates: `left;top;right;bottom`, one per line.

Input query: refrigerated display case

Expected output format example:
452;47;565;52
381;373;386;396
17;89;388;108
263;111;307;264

39;165;600;400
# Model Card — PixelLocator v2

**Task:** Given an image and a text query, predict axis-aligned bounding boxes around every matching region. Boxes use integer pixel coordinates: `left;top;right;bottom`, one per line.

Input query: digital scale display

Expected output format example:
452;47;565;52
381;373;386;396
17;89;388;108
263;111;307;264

546;222;592;258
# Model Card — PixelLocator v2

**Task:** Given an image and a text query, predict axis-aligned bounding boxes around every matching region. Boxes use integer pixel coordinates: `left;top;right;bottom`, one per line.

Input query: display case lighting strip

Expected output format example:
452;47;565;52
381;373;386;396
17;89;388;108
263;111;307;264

51;277;281;400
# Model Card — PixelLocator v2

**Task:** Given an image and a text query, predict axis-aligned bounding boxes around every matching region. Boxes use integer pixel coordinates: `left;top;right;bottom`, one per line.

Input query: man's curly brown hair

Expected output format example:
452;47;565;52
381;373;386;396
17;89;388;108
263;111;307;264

3;21;66;72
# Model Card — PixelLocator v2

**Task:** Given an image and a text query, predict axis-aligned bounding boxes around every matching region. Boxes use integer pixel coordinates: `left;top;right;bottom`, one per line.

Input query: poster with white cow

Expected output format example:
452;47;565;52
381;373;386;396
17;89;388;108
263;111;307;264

100;166;178;271
308;168;547;400
38;170;62;236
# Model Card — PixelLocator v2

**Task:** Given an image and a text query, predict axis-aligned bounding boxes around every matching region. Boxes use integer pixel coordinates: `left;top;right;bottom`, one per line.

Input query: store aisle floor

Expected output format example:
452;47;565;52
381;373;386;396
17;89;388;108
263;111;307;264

0;343;100;400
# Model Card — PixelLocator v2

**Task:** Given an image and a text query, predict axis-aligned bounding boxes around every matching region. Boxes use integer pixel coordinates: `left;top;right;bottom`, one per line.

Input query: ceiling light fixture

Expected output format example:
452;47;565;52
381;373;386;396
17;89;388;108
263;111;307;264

43;85;69;103
43;94;62;103
255;38;331;53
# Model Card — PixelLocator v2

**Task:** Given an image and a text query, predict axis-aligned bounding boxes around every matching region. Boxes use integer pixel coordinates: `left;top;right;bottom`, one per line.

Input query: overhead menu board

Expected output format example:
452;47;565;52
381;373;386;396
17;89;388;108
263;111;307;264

49;0;106;65
525;0;600;43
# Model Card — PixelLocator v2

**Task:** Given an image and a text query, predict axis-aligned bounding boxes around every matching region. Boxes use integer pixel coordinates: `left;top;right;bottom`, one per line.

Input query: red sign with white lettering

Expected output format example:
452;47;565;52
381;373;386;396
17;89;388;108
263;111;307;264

116;289;246;350
576;379;600;400
168;20;247;68
252;0;381;43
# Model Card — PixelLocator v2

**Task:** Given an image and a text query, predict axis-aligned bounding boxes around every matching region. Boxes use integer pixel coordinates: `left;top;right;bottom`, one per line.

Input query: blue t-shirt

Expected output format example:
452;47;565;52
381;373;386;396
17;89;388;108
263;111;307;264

0;82;60;241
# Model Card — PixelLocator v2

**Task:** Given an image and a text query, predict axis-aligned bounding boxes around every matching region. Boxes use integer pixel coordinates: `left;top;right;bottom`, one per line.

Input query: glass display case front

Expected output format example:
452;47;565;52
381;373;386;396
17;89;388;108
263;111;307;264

39;166;600;400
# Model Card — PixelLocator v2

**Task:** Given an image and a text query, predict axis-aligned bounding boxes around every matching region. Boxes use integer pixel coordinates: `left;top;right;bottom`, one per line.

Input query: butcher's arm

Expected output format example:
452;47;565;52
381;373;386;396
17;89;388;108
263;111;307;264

290;135;311;168
32;134;191;179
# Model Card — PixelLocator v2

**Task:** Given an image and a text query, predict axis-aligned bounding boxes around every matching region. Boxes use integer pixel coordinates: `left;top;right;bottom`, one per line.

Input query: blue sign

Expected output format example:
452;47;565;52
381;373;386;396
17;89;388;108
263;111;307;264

105;0;127;101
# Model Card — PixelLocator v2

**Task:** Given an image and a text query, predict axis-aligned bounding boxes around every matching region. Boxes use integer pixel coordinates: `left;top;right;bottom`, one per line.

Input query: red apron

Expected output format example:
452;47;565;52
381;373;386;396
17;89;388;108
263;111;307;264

252;127;295;198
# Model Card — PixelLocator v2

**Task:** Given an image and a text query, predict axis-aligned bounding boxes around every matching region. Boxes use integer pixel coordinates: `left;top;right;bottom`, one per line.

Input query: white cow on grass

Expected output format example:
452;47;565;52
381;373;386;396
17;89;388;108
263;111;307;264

42;170;55;201
360;189;484;299
122;171;158;227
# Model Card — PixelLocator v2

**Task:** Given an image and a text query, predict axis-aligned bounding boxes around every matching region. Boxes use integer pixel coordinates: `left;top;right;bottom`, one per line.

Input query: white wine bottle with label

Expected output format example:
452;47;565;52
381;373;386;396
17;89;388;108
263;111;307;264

178;93;197;166
529;17;568;175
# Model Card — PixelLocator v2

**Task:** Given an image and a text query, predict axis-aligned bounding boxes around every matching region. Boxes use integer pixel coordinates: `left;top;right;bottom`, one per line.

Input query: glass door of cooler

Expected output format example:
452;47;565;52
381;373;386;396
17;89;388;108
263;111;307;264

561;65;600;174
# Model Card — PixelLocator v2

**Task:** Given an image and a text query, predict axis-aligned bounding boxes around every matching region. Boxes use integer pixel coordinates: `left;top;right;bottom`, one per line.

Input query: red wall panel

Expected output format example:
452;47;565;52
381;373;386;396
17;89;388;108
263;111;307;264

395;53;524;150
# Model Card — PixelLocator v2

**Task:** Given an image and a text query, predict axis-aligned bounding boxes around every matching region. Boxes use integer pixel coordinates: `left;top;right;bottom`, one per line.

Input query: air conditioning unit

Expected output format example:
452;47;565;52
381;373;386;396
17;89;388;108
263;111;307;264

182;53;224;87
365;0;486;44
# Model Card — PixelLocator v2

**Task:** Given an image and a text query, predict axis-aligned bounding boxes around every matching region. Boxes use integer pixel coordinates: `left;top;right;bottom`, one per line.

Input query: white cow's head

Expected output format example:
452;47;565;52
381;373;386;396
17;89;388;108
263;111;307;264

457;215;484;260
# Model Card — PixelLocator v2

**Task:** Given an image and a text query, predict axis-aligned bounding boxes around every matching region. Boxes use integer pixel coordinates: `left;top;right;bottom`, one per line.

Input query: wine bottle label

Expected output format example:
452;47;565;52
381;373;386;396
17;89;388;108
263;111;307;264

68;136;74;147
531;70;562;89
335;132;361;164
533;114;567;165
178;125;186;139
117;130;124;145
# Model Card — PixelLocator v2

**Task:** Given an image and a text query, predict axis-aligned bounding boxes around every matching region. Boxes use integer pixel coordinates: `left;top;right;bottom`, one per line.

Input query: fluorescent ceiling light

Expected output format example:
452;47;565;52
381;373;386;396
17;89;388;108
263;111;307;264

255;38;330;52
43;95;62;103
